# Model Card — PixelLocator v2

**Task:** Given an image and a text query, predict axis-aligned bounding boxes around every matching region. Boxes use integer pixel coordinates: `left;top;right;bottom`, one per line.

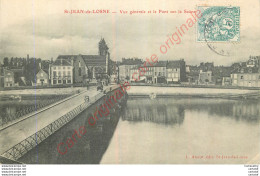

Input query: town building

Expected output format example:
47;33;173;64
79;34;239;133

3;69;17;87
129;61;167;84
36;69;49;86
153;61;167;83
198;70;212;84
0;66;4;89
119;58;143;81
166;59;186;83
247;56;260;67
212;66;232;85
56;38;111;84
50;59;73;85
231;67;260;87
186;65;200;84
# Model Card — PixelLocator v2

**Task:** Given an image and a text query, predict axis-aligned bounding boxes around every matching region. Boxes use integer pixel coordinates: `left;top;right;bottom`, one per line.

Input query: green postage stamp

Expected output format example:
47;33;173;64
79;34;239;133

197;6;240;42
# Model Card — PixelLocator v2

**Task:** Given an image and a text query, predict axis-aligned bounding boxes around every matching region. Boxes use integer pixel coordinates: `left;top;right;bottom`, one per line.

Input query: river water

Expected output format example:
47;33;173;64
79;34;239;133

101;97;260;164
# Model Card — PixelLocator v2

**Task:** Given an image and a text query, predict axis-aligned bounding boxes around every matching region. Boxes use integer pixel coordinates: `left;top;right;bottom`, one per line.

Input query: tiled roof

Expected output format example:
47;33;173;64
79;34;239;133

53;59;72;66
120;59;143;65
212;67;232;77
81;55;106;66
231;67;259;74
167;61;181;68
56;54;106;66
153;61;167;67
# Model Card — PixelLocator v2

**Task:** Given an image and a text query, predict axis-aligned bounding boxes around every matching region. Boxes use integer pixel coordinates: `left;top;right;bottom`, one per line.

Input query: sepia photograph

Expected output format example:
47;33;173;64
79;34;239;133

0;0;259;175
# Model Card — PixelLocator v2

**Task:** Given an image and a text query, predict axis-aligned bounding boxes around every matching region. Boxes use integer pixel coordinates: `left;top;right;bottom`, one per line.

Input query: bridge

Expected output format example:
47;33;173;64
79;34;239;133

0;85;126;164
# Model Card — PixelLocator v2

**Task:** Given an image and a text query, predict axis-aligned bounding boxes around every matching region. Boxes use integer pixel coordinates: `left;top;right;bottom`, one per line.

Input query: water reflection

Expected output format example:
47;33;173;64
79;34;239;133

101;98;260;164
122;98;260;124
122;99;185;125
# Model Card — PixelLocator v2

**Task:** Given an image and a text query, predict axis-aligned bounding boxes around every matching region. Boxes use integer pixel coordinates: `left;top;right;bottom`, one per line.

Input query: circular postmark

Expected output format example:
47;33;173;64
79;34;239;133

198;6;240;56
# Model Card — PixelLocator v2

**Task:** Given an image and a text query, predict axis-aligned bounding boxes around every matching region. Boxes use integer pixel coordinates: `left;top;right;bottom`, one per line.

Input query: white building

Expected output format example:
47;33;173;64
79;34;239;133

231;67;260;87
50;59;73;85
36;69;49;86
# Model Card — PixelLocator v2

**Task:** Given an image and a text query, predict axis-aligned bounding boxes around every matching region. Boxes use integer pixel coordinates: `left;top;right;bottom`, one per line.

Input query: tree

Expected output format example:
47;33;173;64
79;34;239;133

3;57;9;67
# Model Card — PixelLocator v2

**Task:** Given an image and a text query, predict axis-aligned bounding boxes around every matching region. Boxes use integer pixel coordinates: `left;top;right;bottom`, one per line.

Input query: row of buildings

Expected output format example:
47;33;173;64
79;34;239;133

1;40;260;88
1;38;114;88
118;56;260;87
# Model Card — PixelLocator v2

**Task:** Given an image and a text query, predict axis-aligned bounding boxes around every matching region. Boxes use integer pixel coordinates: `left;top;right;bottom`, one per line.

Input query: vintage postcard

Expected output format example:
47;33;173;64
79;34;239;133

0;0;259;169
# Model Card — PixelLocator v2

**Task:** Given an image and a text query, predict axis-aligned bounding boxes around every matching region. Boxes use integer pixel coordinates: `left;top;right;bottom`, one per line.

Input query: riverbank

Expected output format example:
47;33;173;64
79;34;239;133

0;87;89;96
127;86;260;99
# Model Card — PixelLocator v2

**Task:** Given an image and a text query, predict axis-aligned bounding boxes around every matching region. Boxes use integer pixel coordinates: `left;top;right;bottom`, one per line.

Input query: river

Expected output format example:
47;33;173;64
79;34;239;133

101;97;260;164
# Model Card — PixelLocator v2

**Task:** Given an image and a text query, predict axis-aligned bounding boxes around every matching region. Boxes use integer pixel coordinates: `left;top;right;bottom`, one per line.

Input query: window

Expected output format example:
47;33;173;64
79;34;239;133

41;73;43;77
63;71;66;76
63;80;66;84
63;67;65;69
53;71;57;77
240;76;243;79
67;80;71;84
53;67;56;70
58;71;61;76
58;80;62;84
79;68;81;76
53;80;57;84
68;71;71;76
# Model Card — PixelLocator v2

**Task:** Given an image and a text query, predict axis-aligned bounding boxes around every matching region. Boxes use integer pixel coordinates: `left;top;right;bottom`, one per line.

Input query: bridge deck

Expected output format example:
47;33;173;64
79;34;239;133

0;86;116;156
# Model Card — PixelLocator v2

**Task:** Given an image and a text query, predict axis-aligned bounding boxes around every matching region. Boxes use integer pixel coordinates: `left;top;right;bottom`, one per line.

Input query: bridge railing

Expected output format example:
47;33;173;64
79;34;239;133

1;86;119;161
0;94;72;127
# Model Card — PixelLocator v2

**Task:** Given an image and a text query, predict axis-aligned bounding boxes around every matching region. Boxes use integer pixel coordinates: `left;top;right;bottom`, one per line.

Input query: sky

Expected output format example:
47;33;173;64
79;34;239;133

0;0;260;66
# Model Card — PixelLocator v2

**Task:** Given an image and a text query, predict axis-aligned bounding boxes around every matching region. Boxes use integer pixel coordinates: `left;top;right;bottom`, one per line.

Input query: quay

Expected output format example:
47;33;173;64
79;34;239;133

0;85;122;162
127;86;260;99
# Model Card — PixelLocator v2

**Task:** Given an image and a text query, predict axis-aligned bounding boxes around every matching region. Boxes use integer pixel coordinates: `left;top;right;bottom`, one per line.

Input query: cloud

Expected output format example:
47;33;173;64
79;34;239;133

0;10;259;66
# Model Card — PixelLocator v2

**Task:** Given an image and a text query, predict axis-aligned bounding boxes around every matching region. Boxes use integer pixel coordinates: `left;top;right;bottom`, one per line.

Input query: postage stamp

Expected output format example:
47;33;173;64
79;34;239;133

197;6;240;42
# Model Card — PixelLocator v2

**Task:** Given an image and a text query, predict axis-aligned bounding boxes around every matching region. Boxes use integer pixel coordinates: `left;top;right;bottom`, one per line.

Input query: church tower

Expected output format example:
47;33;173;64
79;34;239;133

98;38;109;56
98;38;110;75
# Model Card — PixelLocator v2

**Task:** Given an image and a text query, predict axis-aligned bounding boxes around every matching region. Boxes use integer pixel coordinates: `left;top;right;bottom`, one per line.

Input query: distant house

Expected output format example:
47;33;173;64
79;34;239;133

199;70;212;84
231;67;260;87
4;69;17;87
119;58;143;81
166;59;186;83
222;77;231;86
129;61;167;84
50;59;73;85
36;69;49;86
212;66;232;85
56;55;88;84
0;66;4;89
151;61;167;84
187;66;200;84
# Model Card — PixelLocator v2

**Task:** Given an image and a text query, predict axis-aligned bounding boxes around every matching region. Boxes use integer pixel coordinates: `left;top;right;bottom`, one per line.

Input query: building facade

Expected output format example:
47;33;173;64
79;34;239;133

198;70;212;84
119;58;143;81
56;38;110;84
166;59;186;83
4;69;17;87
231;67;260;87
50;59;73;85
36;69;49;86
